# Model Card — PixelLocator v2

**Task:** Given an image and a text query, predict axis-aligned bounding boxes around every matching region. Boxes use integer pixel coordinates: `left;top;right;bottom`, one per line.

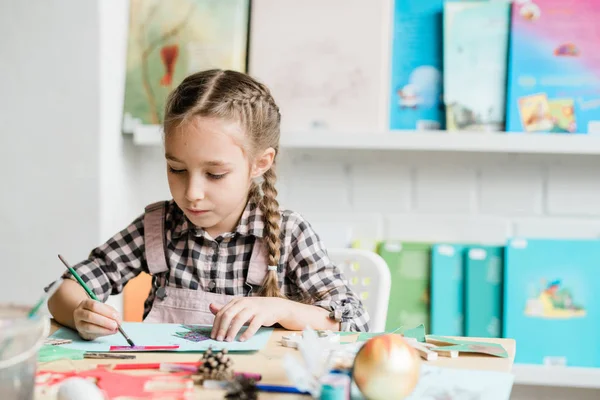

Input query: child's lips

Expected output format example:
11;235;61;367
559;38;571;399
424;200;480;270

187;208;208;216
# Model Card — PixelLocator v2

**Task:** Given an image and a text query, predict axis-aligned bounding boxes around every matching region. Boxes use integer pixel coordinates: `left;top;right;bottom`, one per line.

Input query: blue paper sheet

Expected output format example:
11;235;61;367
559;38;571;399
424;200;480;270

406;364;514;400
49;322;273;352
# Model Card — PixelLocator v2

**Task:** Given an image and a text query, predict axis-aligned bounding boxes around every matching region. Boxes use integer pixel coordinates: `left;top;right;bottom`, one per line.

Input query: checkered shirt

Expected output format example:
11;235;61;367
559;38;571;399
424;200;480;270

50;199;370;332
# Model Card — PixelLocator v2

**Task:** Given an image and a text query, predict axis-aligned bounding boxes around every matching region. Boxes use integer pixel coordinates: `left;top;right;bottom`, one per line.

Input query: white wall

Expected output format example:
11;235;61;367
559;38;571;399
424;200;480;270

0;0;100;304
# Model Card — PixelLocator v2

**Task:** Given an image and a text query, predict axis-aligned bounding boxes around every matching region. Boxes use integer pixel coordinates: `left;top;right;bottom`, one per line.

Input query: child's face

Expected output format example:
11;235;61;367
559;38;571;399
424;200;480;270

164;116;259;238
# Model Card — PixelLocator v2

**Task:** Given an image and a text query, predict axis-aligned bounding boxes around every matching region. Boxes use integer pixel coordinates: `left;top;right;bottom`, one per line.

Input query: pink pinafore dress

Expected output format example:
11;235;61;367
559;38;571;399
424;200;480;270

141;201;270;324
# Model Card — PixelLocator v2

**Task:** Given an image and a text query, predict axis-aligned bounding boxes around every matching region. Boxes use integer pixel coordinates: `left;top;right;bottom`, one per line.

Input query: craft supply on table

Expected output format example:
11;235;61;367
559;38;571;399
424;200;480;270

58;254;136;347
256;384;310;394
405;364;514;400
0;304;50;400
49;322;273;352
56;377;105;400
37;367;195;399
38;346;85;363
407;341;438;361
84;352;136;360
112;361;203;370
353;334;421;400
224;375;259;400
109;345;180;352
320;372;351;400
426;335;508;358
44;339;72;346
197;347;234;381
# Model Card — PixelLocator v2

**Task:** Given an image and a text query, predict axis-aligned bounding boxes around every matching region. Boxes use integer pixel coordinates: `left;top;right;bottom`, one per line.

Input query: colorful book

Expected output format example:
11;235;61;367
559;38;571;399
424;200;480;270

443;1;511;131
389;0;445;130
505;0;600;134
430;244;467;336
248;0;389;133
377;241;431;332
504;238;600;367
465;245;504;338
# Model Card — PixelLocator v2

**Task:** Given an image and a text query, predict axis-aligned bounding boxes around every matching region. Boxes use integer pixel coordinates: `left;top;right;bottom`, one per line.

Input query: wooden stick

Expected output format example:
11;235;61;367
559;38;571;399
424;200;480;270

84;353;136;360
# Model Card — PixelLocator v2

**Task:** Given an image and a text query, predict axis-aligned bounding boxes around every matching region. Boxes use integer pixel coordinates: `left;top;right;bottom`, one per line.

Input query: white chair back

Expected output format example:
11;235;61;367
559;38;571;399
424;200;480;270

328;248;391;332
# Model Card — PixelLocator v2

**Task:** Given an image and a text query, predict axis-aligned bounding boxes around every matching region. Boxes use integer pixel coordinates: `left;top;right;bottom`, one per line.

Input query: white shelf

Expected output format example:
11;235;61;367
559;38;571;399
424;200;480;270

130;125;600;155
513;364;600;389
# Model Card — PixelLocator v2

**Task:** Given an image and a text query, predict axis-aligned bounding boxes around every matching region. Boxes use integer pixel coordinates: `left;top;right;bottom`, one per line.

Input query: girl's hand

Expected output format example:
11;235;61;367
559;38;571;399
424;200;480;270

73;299;121;341
209;297;286;342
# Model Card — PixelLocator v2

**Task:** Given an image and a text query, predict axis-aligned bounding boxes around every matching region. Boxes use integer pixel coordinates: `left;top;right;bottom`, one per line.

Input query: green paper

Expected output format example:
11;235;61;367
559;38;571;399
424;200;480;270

427;335;508;358
38;345;85;362
402;324;426;342
356;324;426;343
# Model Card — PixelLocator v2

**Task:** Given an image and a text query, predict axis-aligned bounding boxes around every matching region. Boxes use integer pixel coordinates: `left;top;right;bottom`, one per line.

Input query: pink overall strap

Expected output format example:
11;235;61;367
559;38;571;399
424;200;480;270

246;239;269;286
143;201;170;275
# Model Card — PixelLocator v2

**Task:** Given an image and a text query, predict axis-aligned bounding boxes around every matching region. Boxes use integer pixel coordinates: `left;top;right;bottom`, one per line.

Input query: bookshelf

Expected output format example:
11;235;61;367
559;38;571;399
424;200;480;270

131;126;600;155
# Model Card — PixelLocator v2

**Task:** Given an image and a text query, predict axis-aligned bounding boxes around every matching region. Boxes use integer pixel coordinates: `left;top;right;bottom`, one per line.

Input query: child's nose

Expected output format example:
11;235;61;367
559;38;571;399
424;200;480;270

185;179;206;202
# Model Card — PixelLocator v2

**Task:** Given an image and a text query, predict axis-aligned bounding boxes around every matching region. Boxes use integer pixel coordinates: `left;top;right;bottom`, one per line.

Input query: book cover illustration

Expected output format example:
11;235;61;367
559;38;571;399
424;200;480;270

249;0;389;133
443;1;510;132
505;0;600;134
504;238;600;367
122;0;250;132
389;0;445;130
524;278;586;319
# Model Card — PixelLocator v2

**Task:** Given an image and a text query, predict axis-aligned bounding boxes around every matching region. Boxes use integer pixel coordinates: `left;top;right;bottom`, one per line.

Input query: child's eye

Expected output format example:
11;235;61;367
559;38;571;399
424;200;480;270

207;173;227;180
168;167;186;174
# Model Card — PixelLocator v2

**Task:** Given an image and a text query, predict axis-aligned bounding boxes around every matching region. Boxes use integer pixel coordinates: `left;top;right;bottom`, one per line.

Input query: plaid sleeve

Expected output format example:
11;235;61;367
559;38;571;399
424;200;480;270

286;213;370;332
47;214;148;302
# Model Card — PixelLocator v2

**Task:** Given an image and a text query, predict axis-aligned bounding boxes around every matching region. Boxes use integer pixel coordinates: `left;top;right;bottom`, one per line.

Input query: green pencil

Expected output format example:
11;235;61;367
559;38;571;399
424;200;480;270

58;254;135;347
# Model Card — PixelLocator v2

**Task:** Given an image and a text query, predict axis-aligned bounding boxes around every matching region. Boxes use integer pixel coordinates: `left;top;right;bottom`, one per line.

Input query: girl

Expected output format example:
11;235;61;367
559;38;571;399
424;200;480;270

47;69;370;342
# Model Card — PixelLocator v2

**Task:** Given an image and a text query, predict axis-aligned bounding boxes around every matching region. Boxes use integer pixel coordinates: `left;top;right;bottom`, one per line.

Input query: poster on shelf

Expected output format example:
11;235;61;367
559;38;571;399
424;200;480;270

249;0;390;134
505;0;600;134
122;0;250;134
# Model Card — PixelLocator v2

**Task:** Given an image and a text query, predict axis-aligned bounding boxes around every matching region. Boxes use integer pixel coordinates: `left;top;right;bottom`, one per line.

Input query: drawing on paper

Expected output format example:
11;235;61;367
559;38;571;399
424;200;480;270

174;325;212;342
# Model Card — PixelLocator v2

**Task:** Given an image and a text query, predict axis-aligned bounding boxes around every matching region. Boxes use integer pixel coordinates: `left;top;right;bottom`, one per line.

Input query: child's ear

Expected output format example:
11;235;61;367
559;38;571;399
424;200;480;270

251;147;276;178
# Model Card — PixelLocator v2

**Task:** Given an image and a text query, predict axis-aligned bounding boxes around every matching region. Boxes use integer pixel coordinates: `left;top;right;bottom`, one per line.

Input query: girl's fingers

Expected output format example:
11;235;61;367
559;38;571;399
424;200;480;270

214;302;245;341
239;316;263;342
224;308;253;342
80;299;121;324
211;298;240;339
76;321;117;338
75;307;119;332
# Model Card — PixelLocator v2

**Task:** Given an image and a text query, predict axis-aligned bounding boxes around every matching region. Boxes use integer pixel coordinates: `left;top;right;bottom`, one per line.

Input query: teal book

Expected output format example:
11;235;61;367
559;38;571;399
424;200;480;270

389;0;445;130
465;246;504;338
430;243;467;336
443;1;510;131
504;238;600;367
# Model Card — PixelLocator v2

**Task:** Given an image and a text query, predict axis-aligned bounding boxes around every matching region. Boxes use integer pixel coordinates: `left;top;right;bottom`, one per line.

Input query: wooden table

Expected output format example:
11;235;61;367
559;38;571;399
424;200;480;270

37;324;516;399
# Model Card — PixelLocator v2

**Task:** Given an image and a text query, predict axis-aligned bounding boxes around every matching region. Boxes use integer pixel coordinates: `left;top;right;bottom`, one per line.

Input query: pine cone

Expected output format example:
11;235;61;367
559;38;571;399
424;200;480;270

198;347;234;381
225;375;258;400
